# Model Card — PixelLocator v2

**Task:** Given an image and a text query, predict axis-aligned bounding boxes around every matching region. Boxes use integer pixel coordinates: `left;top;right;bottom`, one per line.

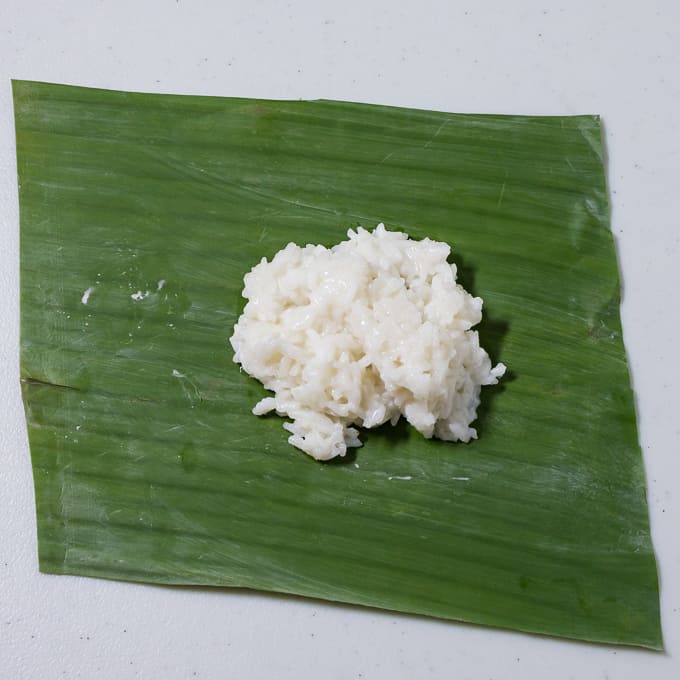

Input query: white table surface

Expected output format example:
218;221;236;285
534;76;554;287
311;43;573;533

1;1;678;678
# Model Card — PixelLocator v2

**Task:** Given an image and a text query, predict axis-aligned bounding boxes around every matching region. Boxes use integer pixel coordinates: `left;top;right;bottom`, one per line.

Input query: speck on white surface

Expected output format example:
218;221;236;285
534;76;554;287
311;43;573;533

1;2;679;679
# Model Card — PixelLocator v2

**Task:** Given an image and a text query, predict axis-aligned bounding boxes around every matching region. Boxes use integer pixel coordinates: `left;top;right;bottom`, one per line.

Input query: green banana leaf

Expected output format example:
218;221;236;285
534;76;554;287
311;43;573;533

13;80;661;648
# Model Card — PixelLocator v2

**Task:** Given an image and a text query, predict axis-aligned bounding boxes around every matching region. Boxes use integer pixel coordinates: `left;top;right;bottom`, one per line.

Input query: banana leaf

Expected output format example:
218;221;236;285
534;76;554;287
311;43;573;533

13;80;661;648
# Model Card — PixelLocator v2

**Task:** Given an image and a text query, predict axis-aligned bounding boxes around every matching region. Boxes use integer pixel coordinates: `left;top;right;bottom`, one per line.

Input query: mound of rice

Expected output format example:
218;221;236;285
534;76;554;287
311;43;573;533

230;224;505;460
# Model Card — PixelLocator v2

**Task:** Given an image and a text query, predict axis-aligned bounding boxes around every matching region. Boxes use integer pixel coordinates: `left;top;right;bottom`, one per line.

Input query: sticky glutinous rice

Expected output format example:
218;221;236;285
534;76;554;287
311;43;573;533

230;224;506;460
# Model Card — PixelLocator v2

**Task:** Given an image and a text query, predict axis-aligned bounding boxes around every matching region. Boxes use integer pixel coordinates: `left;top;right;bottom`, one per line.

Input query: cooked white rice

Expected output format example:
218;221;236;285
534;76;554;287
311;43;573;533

230;224;505;460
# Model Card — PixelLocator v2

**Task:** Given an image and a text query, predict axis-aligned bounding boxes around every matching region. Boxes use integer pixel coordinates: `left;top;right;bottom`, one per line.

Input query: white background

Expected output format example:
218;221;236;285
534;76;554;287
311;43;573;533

1;1;678;678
